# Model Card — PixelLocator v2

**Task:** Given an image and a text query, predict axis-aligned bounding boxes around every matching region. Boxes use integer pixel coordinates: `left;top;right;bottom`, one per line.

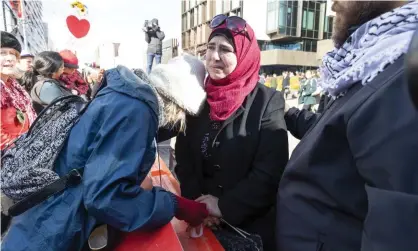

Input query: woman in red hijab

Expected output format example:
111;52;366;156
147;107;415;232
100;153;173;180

174;15;288;250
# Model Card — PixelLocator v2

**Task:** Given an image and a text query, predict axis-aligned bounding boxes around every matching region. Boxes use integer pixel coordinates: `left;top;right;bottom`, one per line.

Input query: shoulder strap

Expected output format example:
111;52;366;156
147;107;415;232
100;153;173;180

8;168;84;217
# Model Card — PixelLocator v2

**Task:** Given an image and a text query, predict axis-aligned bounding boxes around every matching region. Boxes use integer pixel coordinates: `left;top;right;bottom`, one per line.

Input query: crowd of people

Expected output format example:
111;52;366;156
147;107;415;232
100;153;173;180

260;70;324;112
1;1;418;251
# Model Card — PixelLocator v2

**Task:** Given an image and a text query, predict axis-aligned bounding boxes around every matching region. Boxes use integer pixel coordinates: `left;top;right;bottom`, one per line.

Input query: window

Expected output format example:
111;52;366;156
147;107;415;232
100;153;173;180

194;7;198;26
216;0;223;15
267;5;278;31
206;2;212;22
301;0;321;39
190;9;195;28
276;0;297;36
182;1;186;13
323;16;334;39
307;11;314;30
223;0;231;13
187;12;191;30
278;3;286;26
232;0;240;9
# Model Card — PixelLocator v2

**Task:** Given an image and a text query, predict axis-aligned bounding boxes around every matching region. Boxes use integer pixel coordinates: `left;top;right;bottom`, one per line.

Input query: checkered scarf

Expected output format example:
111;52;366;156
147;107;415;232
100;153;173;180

320;1;418;97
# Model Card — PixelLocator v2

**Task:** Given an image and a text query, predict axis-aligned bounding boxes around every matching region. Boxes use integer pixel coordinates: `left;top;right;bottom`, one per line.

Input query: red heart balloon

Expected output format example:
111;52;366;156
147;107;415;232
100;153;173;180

66;15;90;39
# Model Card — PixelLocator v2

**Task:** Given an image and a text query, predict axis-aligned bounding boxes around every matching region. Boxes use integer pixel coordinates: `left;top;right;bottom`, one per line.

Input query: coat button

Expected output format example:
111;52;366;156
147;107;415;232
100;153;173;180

214;164;221;170
217;185;223;189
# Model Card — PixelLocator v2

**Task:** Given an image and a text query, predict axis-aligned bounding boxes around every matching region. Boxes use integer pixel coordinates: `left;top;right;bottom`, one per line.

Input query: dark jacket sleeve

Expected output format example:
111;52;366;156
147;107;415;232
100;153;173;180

83;98;177;232
145;32;151;43
285;107;318;140
347;79;418;251
174;131;203;199
218;92;289;226
156;30;165;40
157;123;180;143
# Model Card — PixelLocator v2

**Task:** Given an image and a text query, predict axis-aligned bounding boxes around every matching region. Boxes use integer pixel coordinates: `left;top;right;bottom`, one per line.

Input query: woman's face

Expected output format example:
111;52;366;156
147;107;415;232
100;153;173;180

0;48;19;77
64;67;75;74
205;36;237;80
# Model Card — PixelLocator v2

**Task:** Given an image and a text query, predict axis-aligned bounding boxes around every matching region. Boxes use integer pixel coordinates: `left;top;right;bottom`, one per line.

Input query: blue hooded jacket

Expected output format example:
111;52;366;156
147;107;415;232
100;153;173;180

2;66;177;251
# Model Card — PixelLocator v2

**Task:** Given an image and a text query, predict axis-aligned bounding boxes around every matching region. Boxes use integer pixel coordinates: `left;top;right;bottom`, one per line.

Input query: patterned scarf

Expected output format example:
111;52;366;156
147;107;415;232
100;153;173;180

320;1;418;97
0;77;36;124
60;70;89;95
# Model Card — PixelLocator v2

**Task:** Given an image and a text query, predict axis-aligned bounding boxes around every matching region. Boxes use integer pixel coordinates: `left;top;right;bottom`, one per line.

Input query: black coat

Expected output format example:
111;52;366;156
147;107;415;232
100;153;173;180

175;84;288;249
145;29;165;55
277;56;418;251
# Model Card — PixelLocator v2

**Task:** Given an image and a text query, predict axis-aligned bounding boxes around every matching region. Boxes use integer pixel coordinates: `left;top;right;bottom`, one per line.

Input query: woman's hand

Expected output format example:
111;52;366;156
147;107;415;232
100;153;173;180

203;216;221;230
196;195;222;218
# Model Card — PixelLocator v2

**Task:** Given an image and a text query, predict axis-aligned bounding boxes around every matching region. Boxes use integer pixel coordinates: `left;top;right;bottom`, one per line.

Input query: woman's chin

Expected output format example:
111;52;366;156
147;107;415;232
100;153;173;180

209;71;227;80
1;67;18;77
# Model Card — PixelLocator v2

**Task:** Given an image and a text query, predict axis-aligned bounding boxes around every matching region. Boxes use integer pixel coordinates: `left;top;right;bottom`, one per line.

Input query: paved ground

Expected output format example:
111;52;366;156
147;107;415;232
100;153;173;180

157;97;301;170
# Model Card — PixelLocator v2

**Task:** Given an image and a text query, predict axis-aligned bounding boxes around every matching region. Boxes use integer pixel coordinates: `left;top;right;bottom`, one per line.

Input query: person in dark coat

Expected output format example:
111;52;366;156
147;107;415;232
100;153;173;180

277;2;418;251
1;56;209;251
174;15;288;251
144;18;165;74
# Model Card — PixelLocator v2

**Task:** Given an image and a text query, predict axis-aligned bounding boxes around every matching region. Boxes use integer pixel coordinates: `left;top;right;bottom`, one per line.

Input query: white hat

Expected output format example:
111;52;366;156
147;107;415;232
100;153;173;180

148;54;206;116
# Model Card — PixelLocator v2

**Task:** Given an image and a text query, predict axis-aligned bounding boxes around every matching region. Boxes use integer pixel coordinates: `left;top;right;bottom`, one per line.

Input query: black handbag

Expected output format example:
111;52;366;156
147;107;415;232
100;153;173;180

213;224;263;251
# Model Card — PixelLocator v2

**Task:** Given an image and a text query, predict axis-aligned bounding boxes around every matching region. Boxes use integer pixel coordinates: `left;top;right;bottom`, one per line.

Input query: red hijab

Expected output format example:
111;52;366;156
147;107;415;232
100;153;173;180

205;23;260;121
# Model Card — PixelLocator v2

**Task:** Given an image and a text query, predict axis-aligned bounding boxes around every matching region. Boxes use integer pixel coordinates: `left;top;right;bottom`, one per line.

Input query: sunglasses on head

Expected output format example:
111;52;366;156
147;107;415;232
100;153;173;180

210;14;251;41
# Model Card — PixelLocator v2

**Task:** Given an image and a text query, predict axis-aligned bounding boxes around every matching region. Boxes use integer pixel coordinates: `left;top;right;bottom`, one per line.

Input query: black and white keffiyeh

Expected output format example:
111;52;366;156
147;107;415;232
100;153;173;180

320;1;418;97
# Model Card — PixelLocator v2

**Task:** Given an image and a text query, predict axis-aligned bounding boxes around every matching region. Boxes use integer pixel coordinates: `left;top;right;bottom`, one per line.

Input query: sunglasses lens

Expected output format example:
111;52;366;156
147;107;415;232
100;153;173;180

227;16;246;33
210;14;227;28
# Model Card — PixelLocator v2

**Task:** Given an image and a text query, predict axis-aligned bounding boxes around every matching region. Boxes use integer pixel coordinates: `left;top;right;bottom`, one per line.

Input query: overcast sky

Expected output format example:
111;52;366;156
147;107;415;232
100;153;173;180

43;0;181;64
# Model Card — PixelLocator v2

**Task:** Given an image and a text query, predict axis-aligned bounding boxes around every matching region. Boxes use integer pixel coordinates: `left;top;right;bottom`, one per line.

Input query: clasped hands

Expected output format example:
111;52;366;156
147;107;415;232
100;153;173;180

195;194;222;229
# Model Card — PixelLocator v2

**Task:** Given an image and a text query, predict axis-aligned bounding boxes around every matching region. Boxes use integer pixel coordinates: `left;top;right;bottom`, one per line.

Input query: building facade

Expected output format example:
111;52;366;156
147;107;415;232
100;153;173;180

161;38;179;64
181;0;245;58
262;0;334;72
181;0;335;73
1;0;47;53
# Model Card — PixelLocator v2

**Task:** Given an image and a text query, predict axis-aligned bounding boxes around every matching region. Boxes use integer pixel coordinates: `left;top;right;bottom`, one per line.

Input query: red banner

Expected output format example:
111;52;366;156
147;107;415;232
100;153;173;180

9;0;22;18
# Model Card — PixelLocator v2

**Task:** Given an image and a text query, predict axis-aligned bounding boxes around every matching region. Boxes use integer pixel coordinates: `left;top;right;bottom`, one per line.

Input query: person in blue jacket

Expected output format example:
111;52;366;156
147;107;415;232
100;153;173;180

1;55;209;251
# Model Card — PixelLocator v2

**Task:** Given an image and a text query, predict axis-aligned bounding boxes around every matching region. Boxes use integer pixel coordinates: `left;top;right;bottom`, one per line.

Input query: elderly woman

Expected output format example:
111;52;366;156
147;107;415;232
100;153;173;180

0;31;37;235
0;31;37;150
2;55;209;251
174;15;288;250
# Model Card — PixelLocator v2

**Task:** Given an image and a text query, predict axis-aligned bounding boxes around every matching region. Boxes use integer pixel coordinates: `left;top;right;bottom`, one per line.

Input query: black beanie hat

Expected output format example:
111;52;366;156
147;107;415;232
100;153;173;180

1;31;22;54
208;28;236;50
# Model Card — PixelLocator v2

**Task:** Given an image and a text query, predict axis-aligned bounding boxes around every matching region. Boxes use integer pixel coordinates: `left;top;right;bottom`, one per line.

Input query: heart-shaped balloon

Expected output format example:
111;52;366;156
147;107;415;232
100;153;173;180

66;15;90;38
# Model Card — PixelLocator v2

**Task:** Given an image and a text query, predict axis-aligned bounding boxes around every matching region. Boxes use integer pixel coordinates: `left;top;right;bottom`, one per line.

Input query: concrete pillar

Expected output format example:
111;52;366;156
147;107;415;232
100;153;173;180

318;2;326;40
296;0;303;37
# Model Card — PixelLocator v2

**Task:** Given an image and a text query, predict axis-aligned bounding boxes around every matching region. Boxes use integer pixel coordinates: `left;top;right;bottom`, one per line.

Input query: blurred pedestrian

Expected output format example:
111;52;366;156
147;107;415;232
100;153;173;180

21;51;70;114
